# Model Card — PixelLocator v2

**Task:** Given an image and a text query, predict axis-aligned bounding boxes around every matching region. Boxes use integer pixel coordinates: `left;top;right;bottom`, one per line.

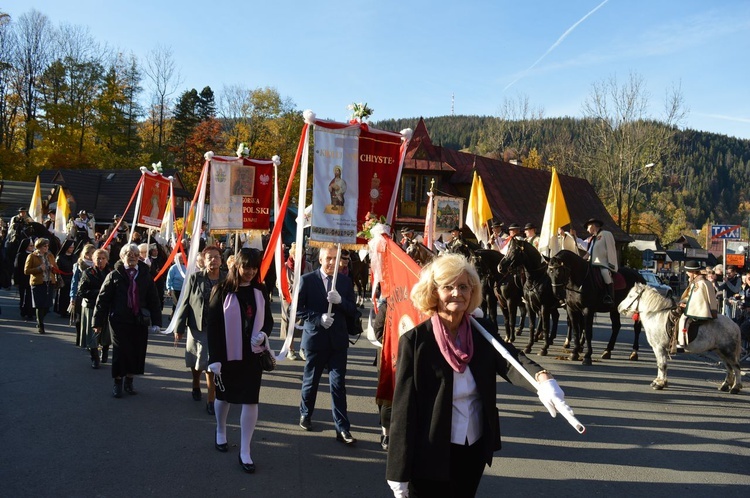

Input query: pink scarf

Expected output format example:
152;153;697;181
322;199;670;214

223;289;266;361
431;314;474;373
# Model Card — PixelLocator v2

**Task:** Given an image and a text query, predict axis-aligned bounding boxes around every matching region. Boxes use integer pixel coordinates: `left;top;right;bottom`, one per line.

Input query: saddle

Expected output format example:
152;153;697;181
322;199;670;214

667;308;703;352
589;266;626;291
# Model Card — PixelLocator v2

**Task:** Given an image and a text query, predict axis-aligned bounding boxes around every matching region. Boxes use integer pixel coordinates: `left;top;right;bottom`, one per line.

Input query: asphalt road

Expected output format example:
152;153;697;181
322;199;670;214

1;286;748;498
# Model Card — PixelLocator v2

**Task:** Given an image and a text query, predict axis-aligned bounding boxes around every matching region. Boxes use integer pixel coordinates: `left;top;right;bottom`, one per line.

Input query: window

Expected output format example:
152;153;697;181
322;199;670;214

399;175;438;217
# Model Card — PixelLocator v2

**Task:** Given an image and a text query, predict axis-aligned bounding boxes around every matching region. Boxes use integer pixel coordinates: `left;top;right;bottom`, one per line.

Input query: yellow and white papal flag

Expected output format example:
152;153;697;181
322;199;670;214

29;176;43;223
465;171;493;246
538;168;571;257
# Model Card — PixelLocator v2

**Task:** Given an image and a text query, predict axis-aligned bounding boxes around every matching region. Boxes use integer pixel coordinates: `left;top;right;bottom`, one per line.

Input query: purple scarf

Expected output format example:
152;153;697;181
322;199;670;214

125;267;139;315
431;314;474;373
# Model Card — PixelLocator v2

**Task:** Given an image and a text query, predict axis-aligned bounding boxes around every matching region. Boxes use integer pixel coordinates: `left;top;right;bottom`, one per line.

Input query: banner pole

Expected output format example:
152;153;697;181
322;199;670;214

326;243;342;314
469;316;585;434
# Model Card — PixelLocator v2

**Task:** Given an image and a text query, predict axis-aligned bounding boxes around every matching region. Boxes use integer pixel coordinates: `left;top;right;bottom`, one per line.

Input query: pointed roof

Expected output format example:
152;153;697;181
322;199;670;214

399;118;631;242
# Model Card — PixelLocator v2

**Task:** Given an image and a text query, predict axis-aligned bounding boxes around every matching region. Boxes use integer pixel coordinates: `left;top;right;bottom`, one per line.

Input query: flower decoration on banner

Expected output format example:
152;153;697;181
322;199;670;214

357;212;389;240
236;142;249;158
347;102;374;124
151;161;163;174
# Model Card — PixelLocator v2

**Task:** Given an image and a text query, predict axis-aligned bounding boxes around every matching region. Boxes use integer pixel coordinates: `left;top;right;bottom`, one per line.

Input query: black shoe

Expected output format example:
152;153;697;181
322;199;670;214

299;416;312;431
215;438;228;453
380;435;389;450
192;388;202;401
92;358;100;369
101;348;109;363
336;430;356;445
206;401;215;415
124;377;137;395
113;380;123;398
238;454;255;473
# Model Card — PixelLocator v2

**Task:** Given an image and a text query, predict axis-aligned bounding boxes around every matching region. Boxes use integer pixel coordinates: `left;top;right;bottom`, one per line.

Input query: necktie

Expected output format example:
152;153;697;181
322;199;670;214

326;275;332;292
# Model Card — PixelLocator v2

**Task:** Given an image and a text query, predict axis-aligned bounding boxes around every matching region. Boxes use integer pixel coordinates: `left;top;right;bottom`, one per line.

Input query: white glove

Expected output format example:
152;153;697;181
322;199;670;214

387;480;409;498
251;331;267;347
471;307;484;319
149;325;161;334
327;290;342;304
321;313;335;329
208;362;222;375
536;378;567;417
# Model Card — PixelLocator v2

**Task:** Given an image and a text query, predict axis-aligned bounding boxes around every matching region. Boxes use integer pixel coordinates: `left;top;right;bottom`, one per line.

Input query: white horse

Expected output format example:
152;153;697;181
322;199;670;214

618;283;742;393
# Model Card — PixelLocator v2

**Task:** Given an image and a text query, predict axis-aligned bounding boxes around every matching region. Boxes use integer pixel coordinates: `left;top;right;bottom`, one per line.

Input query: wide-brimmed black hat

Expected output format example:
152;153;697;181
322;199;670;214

400;226;414;234
113;214;121;220
78;210;87;216
508;223;521;230
524;223;537;230
584;218;604;229
18;206;27;212
491;219;504;228
684;260;702;271
450;225;461;232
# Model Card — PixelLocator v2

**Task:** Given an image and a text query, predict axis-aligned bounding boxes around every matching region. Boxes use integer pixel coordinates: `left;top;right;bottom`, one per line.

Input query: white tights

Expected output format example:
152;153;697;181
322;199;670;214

214;400;258;464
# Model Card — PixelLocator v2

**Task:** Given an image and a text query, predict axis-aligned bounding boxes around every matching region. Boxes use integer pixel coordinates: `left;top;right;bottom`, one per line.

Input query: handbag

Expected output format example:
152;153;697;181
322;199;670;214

258;349;276;372
137;308;152;327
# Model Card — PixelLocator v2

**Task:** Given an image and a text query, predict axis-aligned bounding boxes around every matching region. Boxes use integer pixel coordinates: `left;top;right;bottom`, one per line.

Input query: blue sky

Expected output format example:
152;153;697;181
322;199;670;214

10;0;750;139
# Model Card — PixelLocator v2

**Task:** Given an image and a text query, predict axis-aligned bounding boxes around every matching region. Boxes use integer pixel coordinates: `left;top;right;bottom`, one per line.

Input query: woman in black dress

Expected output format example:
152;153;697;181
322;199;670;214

79;248;112;368
54;239;76;317
207;248;274;473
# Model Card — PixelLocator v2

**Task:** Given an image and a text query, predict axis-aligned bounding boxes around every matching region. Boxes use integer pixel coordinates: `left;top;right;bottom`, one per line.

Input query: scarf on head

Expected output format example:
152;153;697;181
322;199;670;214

125;266;139;315
223;288;266;361
431;313;474;373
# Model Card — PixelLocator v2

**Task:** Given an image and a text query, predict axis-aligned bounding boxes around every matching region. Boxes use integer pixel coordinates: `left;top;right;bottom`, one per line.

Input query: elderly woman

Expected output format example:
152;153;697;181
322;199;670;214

78;249;112;368
386;253;567;498
207;248;274;473
93;244;162;398
24;238;61;334
174;245;227;414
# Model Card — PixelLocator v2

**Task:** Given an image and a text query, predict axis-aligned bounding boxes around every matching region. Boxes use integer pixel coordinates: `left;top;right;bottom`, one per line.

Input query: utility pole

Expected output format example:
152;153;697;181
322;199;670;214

451;93;454;116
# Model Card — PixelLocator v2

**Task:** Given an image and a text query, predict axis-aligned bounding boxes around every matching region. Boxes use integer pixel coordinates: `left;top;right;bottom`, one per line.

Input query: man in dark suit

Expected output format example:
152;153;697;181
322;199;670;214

297;245;358;444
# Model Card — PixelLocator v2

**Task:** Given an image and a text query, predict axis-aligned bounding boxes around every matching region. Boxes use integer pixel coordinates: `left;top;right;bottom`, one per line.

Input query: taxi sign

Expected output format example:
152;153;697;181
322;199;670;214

711;224;741;239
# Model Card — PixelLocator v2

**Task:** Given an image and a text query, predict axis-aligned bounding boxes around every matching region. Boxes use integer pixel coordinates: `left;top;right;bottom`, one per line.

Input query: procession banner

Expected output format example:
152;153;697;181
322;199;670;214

310;121;403;247
375;236;427;405
423;190;435;250
209;155;275;232
137;171;171;229
434;195;464;236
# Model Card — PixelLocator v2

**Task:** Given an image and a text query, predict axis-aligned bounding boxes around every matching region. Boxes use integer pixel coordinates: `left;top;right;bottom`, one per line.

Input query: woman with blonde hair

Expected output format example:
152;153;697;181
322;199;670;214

386;253;568;497
24;238;60;334
79;249;112;368
70;243;97;347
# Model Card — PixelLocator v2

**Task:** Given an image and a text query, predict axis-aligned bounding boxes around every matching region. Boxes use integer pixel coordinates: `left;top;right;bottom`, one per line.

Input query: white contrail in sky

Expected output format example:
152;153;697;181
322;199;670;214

504;0;610;91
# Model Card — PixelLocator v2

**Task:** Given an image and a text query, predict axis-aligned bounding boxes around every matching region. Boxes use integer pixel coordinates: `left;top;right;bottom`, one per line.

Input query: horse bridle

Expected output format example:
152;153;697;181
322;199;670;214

620;285;646;314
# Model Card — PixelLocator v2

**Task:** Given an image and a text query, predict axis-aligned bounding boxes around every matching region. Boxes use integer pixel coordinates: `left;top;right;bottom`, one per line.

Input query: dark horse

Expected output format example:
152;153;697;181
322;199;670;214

405;241;436;267
498;237;559;356
4;222;62;271
548;250;645;365
473;248;527;343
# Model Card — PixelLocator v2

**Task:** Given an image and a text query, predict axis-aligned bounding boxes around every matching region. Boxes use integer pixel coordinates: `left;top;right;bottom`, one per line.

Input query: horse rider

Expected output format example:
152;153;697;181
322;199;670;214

68;210;95;246
674;260;718;352
44;210;55;231
499;222;523;255
399;227;420;251
556;225;587;257
445;225;466;252
104;214;130;244
524;223;540;250
9;207;32;241
583;218;617;305
490;219;507;251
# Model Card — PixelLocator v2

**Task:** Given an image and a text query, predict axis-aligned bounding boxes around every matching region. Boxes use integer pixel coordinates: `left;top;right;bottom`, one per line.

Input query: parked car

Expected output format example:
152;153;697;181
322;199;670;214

639;270;673;298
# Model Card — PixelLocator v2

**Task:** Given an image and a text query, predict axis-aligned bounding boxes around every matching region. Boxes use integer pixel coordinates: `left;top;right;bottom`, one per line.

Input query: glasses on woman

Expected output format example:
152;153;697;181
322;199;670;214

437;283;472;294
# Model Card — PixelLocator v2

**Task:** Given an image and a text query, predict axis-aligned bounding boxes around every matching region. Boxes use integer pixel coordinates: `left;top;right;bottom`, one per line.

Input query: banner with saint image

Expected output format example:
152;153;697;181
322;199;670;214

209;156;275;231
310;121;403;246
138;171;171;228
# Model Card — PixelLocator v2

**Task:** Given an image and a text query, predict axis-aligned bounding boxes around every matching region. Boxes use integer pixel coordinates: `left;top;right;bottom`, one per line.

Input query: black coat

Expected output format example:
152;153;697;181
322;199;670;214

78;266;110;309
386;318;542;483
93;260;162;329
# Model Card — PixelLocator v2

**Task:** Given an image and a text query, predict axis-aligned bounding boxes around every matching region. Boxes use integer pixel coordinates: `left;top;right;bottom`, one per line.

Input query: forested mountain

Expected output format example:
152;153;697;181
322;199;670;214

374;115;750;238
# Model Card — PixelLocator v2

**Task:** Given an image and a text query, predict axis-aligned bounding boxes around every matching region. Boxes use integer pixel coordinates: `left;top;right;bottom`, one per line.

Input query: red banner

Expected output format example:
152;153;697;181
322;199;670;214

138;172;170;228
311;121;403;246
209;156;275;231
376;236;427;405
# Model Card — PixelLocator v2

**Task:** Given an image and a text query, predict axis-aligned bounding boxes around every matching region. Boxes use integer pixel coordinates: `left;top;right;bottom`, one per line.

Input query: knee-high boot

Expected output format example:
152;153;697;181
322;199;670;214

101;346;109;364
603;283;614;305
90;348;100;369
36;309;46;334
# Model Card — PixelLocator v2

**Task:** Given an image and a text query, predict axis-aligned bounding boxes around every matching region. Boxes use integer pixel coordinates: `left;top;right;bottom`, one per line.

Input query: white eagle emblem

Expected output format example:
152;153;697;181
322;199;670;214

259;174;270;185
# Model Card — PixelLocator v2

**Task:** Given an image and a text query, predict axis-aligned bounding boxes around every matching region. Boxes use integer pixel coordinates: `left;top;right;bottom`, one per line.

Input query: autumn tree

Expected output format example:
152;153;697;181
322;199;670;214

143;44;180;152
577;72;686;234
477;94;544;162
